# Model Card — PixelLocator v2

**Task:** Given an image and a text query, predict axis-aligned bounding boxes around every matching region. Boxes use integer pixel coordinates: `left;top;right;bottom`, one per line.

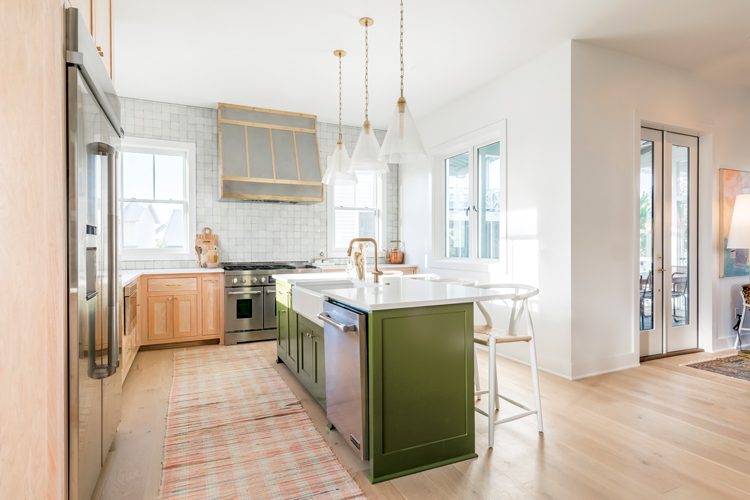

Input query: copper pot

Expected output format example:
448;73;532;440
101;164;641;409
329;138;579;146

387;240;405;264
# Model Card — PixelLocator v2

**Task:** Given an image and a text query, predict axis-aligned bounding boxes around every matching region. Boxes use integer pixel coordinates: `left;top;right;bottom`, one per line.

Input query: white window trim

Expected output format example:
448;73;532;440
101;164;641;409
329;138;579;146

430;120;508;272
118;137;197;261
326;173;388;258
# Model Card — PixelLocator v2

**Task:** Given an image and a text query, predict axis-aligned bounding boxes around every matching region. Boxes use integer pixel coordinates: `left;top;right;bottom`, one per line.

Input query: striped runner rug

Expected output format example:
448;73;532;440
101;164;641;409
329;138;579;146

159;344;365;499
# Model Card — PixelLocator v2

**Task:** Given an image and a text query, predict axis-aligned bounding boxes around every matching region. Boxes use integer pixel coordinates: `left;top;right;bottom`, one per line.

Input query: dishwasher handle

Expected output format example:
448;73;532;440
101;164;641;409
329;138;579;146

318;312;358;332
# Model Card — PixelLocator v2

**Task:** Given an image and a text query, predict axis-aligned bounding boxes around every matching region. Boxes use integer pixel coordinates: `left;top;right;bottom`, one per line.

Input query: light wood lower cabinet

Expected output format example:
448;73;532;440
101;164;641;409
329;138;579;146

147;295;173;341
172;294;198;338
201;276;223;337
141;273;224;346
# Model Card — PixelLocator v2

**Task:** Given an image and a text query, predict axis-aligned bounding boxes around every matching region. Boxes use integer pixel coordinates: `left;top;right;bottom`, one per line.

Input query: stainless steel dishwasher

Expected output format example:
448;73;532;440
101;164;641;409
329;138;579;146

318;301;369;460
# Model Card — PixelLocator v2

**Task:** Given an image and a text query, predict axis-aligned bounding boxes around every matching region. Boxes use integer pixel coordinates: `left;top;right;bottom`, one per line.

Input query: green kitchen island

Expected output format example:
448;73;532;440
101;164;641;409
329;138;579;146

273;274;507;483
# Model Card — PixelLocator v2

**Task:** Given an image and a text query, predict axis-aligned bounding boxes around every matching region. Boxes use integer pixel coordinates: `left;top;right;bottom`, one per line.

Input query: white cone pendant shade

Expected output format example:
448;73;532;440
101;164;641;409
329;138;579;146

351;122;389;173
323;49;357;186
322;141;357;185
379;98;427;163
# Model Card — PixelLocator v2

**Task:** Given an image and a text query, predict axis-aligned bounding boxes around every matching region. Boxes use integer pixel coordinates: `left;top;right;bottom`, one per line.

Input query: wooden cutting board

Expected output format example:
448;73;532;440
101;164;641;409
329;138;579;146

194;227;220;268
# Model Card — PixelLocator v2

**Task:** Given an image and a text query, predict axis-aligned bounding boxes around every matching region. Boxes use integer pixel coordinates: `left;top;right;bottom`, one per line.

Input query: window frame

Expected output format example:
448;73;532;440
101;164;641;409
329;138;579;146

118;137;197;261
431;121;508;272
326;172;388;258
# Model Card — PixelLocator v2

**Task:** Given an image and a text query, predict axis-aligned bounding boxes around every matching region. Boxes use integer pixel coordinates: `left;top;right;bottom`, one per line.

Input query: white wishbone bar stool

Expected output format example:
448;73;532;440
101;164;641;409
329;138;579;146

473;283;543;448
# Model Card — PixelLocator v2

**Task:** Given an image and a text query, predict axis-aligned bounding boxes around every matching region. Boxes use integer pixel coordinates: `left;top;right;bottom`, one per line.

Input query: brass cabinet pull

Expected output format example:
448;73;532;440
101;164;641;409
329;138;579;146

96;45;104;56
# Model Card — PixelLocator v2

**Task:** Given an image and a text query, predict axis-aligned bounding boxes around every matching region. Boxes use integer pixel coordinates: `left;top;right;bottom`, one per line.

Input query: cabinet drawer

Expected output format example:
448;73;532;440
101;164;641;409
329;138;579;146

147;277;198;293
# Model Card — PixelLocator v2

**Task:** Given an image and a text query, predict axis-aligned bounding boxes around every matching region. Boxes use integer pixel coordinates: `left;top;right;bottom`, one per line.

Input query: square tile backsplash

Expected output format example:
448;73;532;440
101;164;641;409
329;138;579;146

119;97;399;269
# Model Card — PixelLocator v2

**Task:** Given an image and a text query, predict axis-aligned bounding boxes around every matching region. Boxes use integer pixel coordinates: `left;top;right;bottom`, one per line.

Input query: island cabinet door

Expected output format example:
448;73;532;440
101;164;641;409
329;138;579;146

276;283;292;363
277;302;290;360
311;324;326;407
367;302;476;483
288;307;299;365
298;317;315;383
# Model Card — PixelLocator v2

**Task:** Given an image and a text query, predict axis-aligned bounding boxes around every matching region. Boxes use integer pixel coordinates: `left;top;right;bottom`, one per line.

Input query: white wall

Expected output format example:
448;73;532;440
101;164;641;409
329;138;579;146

570;41;750;377
401;42;574;378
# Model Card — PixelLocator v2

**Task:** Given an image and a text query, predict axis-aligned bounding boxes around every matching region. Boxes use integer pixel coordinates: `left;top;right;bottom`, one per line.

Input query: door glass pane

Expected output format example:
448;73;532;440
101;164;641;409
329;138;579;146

671;145;690;326
478;142;502;259
639;140;654;331
446;152;470;258
237;298;253;319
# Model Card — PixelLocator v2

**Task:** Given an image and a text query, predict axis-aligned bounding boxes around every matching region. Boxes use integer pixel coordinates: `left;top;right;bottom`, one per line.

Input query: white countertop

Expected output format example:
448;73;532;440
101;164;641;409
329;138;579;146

273;272;348;284
287;276;509;312
314;262;417;271
120;267;223;286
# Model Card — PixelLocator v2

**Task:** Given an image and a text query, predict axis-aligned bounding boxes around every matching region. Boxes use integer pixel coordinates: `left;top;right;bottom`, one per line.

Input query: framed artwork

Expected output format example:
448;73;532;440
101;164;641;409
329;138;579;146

720;168;750;277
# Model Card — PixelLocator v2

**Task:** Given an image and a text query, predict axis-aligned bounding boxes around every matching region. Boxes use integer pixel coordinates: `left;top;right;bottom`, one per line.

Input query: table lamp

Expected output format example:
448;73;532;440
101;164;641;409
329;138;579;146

727;193;750;353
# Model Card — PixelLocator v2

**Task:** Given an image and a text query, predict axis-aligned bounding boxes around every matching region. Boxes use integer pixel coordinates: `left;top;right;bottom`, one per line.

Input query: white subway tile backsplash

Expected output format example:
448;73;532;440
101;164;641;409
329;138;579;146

119;97;399;270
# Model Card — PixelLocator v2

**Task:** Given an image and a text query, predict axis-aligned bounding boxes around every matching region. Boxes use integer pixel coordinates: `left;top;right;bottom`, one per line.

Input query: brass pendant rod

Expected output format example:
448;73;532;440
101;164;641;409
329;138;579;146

333;49;346;143
399;0;405;99
365;20;370;124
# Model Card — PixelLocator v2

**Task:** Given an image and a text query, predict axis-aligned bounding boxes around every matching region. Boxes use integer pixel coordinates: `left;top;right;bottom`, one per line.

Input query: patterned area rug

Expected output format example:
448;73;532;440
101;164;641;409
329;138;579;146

159;344;365;499
686;352;750;382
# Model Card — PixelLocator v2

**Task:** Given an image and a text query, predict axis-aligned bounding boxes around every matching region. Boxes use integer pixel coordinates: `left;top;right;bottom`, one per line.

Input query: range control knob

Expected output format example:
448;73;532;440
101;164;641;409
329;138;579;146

260;277;266;283
252;277;258;284
240;278;247;284
232;277;239;284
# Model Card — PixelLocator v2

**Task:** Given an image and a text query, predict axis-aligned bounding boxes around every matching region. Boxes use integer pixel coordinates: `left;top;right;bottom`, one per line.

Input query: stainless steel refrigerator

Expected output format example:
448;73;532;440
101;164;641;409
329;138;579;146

66;8;124;500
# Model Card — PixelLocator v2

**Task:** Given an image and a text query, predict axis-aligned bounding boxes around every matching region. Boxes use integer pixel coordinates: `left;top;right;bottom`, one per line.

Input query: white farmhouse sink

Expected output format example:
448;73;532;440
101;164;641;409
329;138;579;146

292;280;354;326
292;279;388;326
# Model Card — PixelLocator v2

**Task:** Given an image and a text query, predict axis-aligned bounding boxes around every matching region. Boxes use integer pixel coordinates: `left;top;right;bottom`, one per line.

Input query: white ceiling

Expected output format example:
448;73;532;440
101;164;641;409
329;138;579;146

113;0;750;128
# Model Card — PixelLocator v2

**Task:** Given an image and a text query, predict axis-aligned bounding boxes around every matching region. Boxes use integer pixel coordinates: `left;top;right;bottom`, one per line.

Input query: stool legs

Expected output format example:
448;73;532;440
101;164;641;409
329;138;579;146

474;351;481;399
487;340;497;448
529;336;544;433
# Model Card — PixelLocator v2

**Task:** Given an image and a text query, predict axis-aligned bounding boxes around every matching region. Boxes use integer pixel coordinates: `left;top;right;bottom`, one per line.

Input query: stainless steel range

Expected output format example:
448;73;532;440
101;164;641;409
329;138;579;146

223;262;320;345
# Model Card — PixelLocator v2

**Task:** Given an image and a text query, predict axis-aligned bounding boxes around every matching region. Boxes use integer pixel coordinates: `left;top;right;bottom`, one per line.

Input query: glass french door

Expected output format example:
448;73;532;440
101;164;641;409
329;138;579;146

639;127;698;357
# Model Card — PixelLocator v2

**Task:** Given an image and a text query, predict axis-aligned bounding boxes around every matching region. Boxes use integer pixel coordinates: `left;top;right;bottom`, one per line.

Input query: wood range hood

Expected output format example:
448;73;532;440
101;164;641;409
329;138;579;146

218;103;324;203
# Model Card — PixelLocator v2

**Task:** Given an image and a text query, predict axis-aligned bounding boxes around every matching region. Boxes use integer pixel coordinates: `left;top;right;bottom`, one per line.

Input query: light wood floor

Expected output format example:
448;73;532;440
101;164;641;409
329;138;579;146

94;342;750;499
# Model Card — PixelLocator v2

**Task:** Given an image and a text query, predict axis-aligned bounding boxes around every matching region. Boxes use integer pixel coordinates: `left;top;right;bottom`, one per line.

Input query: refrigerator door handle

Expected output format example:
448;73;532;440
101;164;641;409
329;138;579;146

106;148;119;375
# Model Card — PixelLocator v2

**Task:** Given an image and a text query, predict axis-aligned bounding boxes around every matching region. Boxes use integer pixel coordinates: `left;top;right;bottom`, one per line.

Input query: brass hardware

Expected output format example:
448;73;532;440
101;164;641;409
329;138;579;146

96;45;104;56
358;17;373;124
397;96;407;113
347;238;384;283
334;49;346;144
399;0;405;98
165;284;180;287
656;268;665;273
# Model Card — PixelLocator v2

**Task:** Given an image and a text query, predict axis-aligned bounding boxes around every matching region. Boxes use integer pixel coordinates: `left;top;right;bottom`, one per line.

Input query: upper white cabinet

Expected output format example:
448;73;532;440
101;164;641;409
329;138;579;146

68;0;113;78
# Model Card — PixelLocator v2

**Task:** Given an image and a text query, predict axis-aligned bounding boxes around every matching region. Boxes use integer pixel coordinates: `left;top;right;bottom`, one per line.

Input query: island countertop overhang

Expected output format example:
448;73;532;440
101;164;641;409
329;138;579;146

273;273;509;312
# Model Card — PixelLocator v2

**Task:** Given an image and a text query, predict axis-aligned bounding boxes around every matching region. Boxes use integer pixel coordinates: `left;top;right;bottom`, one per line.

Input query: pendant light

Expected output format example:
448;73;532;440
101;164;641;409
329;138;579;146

322;49;357;185
379;0;427;164
350;17;389;174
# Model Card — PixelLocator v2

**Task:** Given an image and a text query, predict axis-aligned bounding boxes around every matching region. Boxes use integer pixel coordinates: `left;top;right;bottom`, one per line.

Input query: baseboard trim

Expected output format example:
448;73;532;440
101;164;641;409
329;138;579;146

640;348;703;363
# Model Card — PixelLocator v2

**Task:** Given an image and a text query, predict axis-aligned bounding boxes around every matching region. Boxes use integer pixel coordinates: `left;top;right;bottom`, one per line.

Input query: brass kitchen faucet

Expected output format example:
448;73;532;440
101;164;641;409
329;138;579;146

347;238;384;283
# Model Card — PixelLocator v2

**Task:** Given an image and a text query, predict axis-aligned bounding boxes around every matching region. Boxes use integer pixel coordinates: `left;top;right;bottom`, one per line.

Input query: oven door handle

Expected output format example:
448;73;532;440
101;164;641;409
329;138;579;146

228;290;262;296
